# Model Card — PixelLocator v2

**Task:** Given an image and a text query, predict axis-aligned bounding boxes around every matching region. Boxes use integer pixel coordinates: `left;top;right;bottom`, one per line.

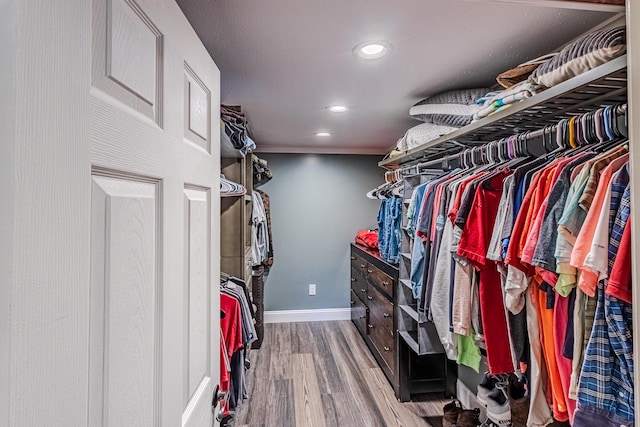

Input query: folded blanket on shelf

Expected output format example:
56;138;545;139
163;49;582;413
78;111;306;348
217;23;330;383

472;82;543;122
496;53;557;89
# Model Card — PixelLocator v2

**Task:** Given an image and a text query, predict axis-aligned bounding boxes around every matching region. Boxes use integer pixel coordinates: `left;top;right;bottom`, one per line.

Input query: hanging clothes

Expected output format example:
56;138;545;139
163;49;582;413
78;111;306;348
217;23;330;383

251;192;269;266
377;197;403;264
254;189;274;268
220;276;257;414
400;104;633;427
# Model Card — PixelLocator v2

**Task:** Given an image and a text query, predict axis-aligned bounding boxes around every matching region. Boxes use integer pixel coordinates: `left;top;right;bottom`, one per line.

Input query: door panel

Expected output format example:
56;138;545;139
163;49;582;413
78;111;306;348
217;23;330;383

89;175;161;427
184;187;211;401
184;64;212;153
93;0;163;124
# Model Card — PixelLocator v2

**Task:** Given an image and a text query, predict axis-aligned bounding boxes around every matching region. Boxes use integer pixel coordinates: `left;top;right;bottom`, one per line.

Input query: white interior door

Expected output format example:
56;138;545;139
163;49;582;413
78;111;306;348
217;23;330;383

89;0;221;426
1;0;220;426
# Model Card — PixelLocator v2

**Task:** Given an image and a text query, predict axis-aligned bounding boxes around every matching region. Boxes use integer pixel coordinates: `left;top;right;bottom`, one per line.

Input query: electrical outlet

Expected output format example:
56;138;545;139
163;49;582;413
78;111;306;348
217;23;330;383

308;284;316;295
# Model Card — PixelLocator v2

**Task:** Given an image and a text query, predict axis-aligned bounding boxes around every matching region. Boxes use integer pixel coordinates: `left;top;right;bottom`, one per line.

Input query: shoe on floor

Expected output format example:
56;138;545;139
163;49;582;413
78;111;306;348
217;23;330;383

477;373;499;407
486;385;511;426
457;408;481;426
508;375;529;427
442;400;463;427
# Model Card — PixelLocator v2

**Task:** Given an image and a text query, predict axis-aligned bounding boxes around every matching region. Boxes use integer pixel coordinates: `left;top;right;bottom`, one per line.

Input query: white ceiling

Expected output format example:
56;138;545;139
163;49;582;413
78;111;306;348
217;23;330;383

176;0;614;154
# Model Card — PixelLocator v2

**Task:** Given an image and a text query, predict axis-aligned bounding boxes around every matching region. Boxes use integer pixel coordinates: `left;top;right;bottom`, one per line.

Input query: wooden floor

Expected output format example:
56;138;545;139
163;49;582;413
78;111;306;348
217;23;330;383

235;321;448;427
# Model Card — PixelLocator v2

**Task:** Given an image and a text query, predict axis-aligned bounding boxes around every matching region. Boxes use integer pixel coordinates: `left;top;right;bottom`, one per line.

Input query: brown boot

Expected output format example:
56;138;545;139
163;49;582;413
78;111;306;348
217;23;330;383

442;401;463;427
508;375;529;427
456;408;481;426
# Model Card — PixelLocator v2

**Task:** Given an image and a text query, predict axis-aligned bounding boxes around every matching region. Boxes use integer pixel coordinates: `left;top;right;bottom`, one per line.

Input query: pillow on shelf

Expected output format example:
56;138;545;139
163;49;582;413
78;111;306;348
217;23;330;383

531;26;626;89
396;123;458;152
409;88;491;127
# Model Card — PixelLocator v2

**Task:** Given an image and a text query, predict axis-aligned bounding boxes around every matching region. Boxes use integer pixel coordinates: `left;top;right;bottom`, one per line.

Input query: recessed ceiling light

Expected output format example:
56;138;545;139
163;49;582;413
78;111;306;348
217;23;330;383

315;132;331;137
327;105;348;113
353;41;392;60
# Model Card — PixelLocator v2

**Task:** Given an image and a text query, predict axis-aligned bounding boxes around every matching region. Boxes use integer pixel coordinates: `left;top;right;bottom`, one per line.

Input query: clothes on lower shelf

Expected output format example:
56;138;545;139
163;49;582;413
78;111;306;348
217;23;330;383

221;174;247;197
220;276;257;416
405;124;632;426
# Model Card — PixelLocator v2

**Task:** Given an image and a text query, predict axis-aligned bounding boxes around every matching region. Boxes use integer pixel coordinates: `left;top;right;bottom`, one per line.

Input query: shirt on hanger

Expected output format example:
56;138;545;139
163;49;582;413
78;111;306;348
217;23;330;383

458;170;514;374
580;161;629;295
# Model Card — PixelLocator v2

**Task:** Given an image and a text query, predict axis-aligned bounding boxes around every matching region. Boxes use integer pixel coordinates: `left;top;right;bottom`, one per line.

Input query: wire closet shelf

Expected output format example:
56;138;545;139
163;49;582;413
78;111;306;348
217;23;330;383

380;55;628;169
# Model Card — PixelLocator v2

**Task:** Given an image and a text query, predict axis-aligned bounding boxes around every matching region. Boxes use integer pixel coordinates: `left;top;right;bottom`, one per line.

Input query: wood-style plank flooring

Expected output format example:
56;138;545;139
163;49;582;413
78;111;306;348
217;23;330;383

235;321;448;427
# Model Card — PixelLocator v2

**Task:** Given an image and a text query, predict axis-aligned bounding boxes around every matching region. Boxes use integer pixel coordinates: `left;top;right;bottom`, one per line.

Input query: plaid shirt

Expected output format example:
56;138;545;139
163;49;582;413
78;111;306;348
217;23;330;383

576;178;633;426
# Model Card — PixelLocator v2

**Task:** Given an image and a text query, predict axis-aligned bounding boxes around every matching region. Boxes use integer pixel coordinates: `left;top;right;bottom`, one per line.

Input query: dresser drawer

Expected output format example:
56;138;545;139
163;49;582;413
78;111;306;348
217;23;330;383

367;283;394;336
350;253;368;277
367;267;394;299
351;268;368;303
350;290;367;337
368;319;395;374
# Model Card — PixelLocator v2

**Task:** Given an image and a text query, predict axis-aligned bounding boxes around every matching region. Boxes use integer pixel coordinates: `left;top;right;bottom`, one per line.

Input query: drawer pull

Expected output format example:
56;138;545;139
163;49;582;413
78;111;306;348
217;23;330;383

360;288;366;293
350;300;355;305
360;264;366;268
367;296;373;301
368;324;373;329
351;278;356;282
383;313;390;318
383;346;390;352
351;256;356;260
383;281;389;286
367;269;373;273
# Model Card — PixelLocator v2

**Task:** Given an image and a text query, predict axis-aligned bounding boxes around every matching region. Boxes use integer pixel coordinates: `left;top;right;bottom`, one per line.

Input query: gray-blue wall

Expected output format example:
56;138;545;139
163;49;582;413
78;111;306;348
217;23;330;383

256;154;384;311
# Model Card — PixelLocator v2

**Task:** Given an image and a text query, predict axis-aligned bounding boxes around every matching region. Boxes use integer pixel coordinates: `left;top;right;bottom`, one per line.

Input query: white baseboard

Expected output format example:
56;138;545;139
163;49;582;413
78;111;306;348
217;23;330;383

264;308;351;324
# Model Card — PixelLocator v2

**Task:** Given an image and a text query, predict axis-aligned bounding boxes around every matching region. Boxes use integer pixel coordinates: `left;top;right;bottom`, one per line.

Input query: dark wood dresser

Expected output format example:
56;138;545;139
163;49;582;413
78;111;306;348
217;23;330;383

350;243;399;388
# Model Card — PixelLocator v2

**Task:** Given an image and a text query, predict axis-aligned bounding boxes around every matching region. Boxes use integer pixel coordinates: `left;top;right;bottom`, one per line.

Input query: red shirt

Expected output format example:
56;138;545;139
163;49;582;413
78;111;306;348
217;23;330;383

220;293;244;397
458;170;514;374
607;219;631;304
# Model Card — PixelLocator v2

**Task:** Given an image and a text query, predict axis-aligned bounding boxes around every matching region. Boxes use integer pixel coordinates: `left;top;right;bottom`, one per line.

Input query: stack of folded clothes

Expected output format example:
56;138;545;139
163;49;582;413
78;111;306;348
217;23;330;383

472;81;543;121
473;25;626;122
221;104;257;155
355;229;379;250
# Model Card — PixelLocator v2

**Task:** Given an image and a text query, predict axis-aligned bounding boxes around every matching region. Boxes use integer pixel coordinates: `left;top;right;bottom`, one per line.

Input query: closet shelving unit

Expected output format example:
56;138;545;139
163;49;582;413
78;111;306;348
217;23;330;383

220;124;254;287
221;124;267;348
396;173;453;402
384;54;628;402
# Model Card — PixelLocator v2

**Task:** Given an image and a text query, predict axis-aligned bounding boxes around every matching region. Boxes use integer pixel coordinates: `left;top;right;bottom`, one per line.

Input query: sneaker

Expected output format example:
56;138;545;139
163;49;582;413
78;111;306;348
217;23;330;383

477;373;499;407
508;375;529;427
442;400;463;427
457;408;481;426
486;385;511;426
